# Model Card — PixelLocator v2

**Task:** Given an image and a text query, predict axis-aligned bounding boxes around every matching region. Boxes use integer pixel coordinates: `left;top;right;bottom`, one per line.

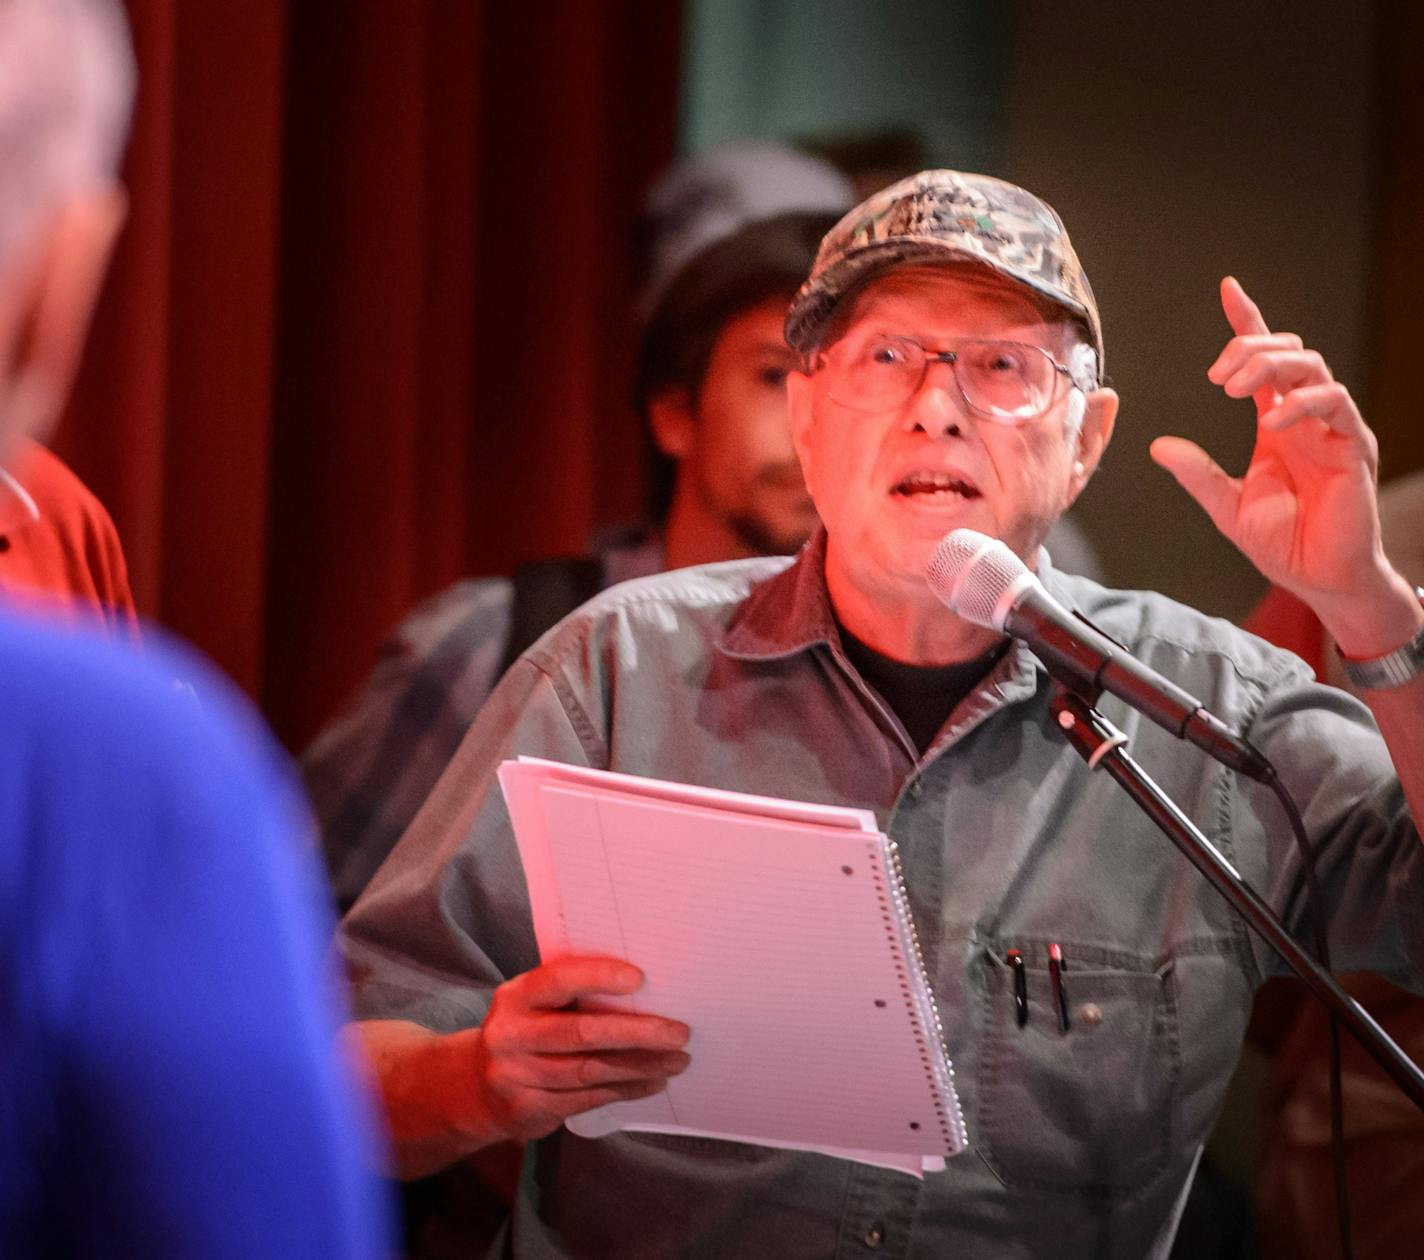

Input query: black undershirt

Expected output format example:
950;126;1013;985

836;621;1008;755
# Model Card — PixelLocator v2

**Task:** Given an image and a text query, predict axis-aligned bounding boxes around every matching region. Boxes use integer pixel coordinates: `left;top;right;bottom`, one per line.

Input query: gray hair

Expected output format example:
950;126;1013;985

0;0;134;268
1061;339;1099;448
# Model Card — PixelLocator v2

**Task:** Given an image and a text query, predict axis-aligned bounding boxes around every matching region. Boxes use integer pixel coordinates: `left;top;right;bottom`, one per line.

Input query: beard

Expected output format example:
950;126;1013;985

723;460;819;556
725;510;814;557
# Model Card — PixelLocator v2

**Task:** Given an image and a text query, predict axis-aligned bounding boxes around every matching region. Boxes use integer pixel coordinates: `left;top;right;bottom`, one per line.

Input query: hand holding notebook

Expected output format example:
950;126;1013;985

498;756;967;1177
466;954;692;1144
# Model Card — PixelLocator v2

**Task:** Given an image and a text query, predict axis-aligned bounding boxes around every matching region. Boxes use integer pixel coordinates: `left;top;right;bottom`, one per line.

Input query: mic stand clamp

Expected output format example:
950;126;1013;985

1047;682;1424;1114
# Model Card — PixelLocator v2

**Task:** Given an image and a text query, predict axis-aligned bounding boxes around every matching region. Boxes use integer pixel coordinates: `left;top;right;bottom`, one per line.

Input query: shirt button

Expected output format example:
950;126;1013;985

865;1222;885;1248
907;779;924;799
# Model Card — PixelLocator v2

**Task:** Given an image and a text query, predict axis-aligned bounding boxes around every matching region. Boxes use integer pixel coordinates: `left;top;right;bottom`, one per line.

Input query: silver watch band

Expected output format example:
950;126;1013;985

1338;586;1424;690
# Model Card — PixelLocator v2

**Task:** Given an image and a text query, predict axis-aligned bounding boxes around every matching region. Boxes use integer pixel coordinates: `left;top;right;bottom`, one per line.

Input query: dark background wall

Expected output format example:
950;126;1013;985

1003;0;1379;622
682;0;1394;624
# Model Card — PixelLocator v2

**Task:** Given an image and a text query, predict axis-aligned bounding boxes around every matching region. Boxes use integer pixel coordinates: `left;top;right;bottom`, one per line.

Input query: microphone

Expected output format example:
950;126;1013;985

926;529;1273;783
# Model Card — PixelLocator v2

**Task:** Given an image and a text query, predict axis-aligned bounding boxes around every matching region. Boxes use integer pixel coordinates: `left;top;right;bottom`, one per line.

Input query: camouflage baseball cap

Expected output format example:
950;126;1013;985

784;169;1103;373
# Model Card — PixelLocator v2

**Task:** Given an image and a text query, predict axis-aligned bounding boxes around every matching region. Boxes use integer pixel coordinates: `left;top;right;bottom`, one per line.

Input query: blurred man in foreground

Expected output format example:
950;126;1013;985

0;3;391;1254
342;169;1422;1257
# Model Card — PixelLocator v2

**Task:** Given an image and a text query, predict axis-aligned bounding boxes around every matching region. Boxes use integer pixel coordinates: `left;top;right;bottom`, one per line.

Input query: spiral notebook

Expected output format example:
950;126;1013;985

498;756;967;1177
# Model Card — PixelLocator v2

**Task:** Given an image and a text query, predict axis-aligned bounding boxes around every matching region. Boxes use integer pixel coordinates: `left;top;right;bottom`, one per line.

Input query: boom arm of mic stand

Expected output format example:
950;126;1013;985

1049;684;1424;1116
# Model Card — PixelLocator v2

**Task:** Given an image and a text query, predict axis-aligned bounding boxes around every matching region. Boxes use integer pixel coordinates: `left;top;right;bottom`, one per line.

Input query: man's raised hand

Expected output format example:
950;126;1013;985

1150;276;1386;616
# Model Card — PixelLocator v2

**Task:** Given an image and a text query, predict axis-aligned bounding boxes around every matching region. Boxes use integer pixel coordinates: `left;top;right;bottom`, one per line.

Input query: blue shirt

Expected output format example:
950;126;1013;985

0;612;394;1257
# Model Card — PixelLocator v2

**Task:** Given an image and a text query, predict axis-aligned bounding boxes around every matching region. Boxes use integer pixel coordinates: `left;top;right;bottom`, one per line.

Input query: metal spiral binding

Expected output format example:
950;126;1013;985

881;834;968;1152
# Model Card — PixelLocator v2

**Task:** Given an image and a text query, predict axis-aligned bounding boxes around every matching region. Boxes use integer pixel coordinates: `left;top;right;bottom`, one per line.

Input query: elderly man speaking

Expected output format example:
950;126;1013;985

342;171;1424;1258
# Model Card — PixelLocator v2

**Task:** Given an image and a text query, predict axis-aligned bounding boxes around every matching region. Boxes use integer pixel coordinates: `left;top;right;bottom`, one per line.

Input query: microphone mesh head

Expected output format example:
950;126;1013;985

925;529;1029;630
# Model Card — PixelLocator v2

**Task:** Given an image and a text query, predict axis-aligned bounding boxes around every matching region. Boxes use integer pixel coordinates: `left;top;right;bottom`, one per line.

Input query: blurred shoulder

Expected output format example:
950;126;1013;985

6;439;114;529
0;611;288;789
533;556;793;649
382;577;514;657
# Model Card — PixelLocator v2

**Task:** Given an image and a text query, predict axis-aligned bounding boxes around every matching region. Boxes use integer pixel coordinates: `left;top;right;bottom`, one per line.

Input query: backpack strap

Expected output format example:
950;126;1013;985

497;555;605;677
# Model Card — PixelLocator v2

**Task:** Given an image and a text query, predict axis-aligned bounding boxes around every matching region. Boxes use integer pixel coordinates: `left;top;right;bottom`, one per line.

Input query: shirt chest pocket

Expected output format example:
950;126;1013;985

973;947;1180;1199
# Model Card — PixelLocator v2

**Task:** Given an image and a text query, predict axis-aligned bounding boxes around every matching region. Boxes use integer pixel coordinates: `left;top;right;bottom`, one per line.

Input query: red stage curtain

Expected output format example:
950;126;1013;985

55;1;680;750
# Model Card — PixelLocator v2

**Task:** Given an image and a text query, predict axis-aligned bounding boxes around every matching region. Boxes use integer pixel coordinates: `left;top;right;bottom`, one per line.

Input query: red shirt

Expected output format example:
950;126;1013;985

0;439;139;639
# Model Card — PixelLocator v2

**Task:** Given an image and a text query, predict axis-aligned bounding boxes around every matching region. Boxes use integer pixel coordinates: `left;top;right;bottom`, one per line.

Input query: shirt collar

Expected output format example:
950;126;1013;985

720;526;1081;698
0;464;40;533
719;528;841;661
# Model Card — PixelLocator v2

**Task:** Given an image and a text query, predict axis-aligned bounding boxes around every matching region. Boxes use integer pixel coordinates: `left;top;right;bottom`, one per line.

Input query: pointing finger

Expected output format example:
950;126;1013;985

1218;277;1280;416
1220;275;1270;337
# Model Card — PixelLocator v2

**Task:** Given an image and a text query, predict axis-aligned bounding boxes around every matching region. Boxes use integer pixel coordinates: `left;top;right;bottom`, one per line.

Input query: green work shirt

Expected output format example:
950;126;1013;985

341;532;1422;1259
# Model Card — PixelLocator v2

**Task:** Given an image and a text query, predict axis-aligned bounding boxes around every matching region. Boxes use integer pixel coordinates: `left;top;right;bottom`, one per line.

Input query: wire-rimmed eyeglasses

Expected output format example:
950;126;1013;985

819;333;1077;424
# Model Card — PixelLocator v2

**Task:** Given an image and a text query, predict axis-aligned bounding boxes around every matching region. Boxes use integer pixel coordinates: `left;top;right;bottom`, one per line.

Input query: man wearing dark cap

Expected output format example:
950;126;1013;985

305;207;839;914
341;170;1423;1257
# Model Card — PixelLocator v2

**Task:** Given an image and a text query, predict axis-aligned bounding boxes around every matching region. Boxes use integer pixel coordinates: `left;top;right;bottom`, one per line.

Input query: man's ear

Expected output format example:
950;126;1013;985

1;184;127;449
785;368;815;469
1065;386;1118;504
646;386;695;461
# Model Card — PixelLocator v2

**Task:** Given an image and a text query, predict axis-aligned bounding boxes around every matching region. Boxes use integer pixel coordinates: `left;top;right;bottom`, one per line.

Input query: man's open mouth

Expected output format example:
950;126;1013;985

890;471;981;500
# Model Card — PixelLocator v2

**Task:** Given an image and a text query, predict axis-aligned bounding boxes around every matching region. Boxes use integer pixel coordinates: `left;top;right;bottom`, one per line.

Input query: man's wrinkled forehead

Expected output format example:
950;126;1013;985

822;262;1071;350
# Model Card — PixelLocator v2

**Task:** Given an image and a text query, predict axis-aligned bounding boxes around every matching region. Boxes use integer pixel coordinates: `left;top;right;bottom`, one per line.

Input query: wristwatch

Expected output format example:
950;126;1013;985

1337;586;1424;690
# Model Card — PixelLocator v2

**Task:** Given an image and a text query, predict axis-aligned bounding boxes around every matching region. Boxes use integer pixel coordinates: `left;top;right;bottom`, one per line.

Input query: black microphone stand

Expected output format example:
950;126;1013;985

1048;683;1424;1114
